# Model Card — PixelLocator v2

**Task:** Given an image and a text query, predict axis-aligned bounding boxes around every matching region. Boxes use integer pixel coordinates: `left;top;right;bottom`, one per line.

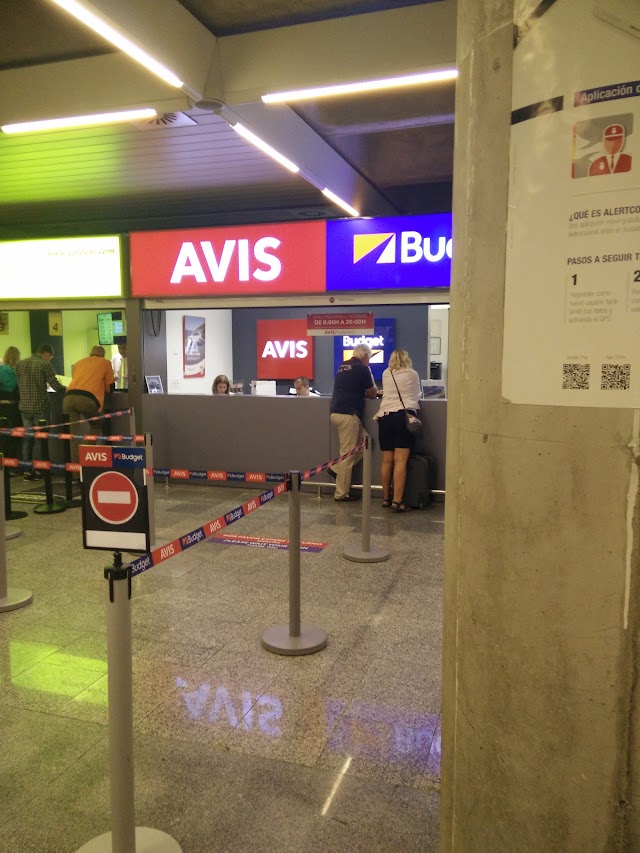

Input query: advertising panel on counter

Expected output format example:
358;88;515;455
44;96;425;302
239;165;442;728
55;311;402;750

0;236;123;299
504;0;640;406
130;222;326;297
129;214;452;297
257;318;314;380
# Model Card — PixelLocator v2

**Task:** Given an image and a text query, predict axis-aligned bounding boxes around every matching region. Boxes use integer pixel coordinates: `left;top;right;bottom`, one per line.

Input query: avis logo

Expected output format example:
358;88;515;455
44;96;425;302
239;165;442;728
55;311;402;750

170;238;281;284
353;231;453;265
84;450;108;463
261;340;308;359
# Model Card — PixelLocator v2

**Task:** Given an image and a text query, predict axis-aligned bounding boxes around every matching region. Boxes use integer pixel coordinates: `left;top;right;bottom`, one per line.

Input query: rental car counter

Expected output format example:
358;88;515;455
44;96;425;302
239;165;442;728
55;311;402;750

130;213;452;492
141;394;447;492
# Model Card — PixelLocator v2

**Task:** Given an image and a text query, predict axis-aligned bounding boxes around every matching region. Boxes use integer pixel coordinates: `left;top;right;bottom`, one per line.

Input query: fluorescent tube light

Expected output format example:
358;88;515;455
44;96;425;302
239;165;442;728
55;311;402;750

231;123;300;173
1;108;157;134
47;0;183;87
262;69;458;103
321;188;360;217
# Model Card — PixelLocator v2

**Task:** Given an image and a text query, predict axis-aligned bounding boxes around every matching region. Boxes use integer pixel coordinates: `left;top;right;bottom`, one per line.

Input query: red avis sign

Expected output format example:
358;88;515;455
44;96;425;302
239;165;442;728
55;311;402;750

130;222;326;296
257;319;314;380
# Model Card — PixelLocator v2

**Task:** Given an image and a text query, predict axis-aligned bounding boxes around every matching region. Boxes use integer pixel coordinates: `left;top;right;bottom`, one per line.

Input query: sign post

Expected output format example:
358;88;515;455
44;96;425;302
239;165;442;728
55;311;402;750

77;447;180;852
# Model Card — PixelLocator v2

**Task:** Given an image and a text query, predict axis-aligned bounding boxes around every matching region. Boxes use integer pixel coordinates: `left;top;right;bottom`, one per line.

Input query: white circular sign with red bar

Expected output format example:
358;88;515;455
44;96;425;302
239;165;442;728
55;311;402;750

89;470;139;525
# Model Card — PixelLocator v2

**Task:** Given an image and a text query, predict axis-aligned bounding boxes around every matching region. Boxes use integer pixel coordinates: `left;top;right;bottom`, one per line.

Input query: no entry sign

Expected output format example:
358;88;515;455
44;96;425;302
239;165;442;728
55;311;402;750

89;471;139;524
82;447;149;552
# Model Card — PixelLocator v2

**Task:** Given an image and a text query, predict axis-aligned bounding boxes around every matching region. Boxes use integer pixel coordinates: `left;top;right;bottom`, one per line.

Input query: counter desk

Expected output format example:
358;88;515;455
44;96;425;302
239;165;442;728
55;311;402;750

141;395;447;493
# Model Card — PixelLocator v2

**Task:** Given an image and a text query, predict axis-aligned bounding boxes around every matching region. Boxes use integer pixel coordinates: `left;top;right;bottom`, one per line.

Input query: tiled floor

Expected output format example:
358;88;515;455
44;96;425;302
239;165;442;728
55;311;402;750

1;477;442;852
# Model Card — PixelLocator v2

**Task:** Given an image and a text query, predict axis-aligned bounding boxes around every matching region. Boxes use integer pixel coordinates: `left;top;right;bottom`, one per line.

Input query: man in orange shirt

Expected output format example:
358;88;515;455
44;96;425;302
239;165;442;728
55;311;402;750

63;345;115;463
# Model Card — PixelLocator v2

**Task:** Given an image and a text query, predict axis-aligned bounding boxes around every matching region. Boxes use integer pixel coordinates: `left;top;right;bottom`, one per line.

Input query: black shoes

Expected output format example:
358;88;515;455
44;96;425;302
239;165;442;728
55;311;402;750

327;467;337;480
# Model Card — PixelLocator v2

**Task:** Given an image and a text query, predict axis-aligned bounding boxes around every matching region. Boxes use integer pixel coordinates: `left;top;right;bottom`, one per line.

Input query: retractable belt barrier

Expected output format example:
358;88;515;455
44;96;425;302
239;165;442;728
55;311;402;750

0;407;132;437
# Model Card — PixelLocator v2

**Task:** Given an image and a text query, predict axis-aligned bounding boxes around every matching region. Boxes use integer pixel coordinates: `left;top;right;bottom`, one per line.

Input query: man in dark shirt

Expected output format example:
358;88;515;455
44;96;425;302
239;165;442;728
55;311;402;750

16;343;66;479
329;343;378;501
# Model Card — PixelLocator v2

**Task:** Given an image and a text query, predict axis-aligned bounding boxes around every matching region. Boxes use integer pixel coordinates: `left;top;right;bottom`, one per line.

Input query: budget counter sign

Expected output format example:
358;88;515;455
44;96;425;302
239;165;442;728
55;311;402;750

326;214;452;291
334;319;396;382
80;445;149;552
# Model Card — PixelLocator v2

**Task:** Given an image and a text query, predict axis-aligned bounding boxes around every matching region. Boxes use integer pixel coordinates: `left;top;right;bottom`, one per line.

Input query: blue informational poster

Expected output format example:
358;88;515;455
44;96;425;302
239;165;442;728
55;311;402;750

326;214;452;291
333;318;396;382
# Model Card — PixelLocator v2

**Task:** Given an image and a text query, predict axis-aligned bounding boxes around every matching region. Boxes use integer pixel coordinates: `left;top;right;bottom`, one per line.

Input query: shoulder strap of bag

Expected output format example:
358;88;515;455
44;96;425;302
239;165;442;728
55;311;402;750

389;369;407;409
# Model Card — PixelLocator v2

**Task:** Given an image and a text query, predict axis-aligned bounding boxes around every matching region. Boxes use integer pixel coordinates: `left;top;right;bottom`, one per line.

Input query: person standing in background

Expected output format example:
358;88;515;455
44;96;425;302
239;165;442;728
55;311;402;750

63;346;115;464
0;346;22;463
373;349;422;512
16;343;66;480
111;342;127;390
329;343;378;501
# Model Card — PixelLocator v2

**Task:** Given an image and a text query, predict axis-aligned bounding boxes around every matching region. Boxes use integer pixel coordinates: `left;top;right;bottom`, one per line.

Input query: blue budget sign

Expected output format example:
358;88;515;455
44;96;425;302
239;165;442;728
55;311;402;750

326;214;452;291
334;318;395;383
112;447;145;468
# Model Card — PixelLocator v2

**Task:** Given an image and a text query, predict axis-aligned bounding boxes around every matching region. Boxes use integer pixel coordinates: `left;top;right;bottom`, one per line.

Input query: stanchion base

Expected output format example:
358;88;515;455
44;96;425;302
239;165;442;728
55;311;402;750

0;588;33;612
76;826;182;852
343;545;390;563
33;502;66;515
6;510;28;520
262;624;328;656
5;526;23;540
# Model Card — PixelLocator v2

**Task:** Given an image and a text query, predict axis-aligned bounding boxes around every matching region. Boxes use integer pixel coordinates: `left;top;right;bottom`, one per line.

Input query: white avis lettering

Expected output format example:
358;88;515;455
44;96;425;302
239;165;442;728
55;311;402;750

85;450;108;462
170;238;282;284
261;340;308;359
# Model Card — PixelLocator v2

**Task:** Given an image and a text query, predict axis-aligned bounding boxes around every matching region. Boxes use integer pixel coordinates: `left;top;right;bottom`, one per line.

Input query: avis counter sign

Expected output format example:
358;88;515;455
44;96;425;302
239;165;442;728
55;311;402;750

80;445;149;552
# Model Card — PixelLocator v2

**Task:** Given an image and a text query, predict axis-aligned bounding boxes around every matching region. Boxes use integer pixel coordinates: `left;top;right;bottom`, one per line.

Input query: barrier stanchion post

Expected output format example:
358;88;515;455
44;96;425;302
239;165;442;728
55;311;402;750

343;436;390;563
33;420;66;516
76;551;181;853
146;433;156;547
129;407;136;443
0;457;32;612
63;422;82;509
0;418;27;521
262;471;328;656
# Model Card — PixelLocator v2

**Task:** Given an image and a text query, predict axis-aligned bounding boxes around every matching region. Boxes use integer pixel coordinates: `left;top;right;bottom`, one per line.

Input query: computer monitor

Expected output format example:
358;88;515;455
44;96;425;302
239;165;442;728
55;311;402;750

97;311;125;346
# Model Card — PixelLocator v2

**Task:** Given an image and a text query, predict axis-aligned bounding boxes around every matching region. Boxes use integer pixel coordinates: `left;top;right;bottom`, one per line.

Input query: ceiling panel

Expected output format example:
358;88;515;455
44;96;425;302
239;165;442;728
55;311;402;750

0;0;455;238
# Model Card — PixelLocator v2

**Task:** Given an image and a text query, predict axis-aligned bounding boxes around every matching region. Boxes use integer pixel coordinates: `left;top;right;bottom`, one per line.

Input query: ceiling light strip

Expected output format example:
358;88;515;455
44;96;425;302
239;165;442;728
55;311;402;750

321;188;359;218
231;123;300;173
1;108;157;134
47;0;183;88
262;69;458;103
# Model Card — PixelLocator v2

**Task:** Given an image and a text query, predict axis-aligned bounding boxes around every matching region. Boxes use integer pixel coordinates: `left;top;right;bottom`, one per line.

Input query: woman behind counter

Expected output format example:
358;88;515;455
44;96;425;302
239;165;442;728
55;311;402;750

212;374;231;395
373;348;422;513
0;346;22;462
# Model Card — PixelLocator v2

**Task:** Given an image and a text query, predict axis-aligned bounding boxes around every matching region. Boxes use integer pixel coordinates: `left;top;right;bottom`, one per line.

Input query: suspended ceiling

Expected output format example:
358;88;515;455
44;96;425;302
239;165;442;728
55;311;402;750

0;0;456;239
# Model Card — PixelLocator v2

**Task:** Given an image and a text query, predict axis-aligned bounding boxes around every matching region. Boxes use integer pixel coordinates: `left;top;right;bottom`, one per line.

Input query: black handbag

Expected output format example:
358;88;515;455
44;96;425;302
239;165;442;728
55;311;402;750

389;370;422;437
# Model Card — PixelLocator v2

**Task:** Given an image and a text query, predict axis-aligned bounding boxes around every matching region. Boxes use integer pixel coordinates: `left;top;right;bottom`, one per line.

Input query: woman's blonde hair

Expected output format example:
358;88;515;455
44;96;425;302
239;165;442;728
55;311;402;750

212;374;230;394
389;349;412;371
3;346;20;369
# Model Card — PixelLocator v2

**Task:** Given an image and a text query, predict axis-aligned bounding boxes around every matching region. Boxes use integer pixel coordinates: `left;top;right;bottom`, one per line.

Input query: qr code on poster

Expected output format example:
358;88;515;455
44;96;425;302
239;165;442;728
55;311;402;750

601;363;631;390
562;363;590;389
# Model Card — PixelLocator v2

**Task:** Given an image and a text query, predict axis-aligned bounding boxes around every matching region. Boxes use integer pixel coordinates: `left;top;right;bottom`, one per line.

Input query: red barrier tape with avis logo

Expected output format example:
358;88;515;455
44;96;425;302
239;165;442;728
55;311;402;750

129;481;289;577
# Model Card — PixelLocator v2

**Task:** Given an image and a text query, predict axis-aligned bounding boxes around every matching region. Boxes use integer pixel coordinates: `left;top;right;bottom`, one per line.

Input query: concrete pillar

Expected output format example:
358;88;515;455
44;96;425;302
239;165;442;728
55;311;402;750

442;1;640;850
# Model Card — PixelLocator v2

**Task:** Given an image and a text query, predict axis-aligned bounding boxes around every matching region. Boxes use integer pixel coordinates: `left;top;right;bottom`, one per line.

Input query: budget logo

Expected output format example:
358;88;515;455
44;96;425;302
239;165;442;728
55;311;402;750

352;231;452;265
327;214;452;292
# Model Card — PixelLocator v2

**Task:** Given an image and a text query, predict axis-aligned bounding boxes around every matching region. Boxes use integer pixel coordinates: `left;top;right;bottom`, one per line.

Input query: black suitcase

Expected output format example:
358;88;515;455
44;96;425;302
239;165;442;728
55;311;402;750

403;453;431;509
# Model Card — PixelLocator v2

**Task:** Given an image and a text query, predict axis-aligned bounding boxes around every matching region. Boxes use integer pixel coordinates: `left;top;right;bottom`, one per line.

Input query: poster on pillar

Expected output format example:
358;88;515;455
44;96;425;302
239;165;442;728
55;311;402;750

503;0;640;406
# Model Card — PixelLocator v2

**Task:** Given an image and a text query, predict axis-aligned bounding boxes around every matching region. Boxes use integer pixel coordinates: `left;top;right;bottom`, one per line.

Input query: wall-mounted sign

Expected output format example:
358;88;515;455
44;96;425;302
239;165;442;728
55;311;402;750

307;312;374;336
130;223;325;297
257;318;314;380
0;236;122;299
333;318;396;382
326;214;452;291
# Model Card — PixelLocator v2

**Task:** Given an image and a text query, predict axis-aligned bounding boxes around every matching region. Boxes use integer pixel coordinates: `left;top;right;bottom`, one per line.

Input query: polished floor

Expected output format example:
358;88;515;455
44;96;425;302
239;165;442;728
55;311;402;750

1;476;442;852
